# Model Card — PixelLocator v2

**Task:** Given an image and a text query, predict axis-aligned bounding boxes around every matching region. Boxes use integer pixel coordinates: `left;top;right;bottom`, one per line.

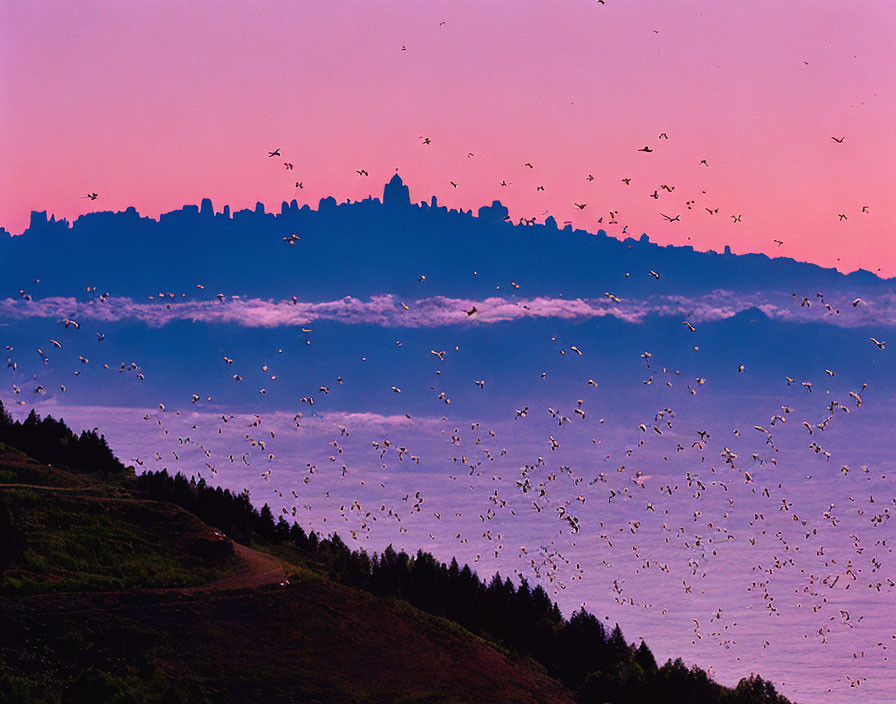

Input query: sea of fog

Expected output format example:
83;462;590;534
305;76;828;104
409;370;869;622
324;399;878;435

5;389;892;704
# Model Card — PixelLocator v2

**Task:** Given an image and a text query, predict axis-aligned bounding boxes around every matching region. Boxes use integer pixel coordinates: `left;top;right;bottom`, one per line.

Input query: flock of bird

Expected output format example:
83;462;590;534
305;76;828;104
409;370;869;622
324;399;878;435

79;122;868;265
4;276;892;694
4;126;891;702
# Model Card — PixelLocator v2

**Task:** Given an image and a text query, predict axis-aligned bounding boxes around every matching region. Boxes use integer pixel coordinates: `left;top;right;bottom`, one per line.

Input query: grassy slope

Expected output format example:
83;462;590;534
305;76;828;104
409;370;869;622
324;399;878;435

0;447;576;704
0;487;241;595
0;447;240;595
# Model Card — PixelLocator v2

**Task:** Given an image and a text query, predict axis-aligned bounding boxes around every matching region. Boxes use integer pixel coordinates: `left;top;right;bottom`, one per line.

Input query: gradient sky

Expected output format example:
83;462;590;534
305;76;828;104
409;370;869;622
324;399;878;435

2;0;895;275
3;7;896;698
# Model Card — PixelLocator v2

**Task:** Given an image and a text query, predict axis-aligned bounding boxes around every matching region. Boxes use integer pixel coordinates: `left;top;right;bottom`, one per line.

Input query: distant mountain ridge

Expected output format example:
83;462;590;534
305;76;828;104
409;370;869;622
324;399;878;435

1;175;890;303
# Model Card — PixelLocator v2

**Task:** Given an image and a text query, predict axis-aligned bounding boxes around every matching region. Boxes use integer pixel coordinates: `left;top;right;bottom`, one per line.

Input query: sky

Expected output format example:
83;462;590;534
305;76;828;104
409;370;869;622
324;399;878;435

2;3;896;702
2;0;895;276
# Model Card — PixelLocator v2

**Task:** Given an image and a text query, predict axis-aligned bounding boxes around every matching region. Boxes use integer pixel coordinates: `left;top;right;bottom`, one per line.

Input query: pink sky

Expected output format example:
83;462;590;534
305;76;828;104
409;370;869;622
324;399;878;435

2;0;894;276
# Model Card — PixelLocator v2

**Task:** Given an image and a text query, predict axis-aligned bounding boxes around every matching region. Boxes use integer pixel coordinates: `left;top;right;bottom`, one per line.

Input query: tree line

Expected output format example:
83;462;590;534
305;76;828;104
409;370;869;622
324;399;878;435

136;469;791;704
0;401;125;477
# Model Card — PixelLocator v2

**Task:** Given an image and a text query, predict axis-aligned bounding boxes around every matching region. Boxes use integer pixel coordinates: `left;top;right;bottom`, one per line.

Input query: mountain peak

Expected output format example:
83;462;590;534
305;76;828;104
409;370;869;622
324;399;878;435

383;173;410;208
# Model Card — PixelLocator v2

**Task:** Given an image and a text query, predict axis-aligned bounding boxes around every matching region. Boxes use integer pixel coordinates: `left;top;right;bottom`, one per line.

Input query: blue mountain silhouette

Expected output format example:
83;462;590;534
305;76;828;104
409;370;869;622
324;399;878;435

1;175;890;301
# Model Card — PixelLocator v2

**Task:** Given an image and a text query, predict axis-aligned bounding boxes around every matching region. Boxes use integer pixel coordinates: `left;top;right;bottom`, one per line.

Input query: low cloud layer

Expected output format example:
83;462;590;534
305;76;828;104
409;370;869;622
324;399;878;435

0;291;893;329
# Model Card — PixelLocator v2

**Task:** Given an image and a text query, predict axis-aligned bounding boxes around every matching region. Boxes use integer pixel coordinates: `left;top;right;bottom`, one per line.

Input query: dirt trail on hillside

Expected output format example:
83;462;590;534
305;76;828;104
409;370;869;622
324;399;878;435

197;542;286;591
2;542;288;618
